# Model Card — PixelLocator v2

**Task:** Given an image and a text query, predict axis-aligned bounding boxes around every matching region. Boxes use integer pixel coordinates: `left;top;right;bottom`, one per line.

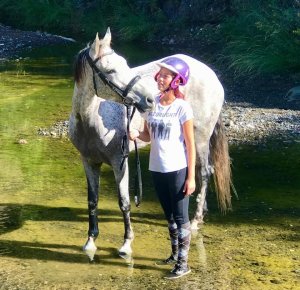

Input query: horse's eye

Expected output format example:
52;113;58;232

106;69;116;74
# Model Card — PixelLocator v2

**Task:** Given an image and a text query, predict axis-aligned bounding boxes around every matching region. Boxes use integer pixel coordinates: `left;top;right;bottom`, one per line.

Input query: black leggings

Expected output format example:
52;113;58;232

151;168;190;226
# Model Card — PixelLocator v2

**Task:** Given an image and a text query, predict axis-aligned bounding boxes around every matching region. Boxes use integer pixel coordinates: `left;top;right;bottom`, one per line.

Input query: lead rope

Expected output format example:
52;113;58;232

134;131;142;207
120;105;143;207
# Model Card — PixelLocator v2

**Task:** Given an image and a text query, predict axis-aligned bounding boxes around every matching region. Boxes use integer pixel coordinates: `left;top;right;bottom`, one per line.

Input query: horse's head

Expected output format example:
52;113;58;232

87;28;155;112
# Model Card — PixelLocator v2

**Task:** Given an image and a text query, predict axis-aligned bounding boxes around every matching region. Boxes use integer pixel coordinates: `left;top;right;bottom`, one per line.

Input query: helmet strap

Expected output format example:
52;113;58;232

170;75;180;90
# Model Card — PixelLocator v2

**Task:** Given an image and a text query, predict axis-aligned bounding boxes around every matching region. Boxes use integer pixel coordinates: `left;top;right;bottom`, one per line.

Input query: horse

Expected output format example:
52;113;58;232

69;28;232;261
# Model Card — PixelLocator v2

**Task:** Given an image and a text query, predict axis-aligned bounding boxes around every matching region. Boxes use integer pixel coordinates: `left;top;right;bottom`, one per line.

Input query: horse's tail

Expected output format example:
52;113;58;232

210;113;234;213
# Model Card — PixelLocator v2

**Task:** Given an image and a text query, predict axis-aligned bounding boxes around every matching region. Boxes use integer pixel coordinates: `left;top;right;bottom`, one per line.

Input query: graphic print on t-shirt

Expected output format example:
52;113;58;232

149;119;172;140
148;105;180;140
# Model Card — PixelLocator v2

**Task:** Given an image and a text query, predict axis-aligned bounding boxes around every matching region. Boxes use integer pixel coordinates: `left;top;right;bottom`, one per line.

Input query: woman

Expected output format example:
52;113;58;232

130;57;196;279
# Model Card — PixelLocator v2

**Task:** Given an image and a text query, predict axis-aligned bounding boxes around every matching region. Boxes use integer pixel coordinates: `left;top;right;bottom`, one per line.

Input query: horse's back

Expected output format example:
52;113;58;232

133;53;224;104
132;53;224;142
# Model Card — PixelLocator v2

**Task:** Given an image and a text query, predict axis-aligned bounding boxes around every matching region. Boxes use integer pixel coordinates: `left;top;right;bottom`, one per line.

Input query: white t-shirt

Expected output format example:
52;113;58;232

144;96;193;173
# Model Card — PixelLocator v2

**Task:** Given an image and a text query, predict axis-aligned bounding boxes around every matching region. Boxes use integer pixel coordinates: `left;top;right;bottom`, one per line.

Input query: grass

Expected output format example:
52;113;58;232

220;1;300;76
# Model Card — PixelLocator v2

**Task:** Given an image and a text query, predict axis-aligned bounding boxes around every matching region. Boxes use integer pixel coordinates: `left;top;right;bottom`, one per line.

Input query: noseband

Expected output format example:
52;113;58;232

85;48;141;106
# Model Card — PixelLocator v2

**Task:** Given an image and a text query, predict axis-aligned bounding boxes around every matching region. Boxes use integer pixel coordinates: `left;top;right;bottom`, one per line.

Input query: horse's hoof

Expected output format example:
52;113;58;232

118;247;132;257
83;237;97;261
118;239;132;257
119;252;131;261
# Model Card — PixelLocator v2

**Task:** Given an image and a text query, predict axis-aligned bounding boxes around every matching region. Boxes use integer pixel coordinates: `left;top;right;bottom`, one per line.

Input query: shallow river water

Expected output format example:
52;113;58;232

0;43;299;290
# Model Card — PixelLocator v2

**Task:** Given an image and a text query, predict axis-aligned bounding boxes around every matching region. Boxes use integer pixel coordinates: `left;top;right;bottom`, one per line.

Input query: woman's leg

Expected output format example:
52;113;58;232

167;168;190;226
177;222;191;268
152;171;178;263
167;168;192;277
151;171;173;221
152;169;192;273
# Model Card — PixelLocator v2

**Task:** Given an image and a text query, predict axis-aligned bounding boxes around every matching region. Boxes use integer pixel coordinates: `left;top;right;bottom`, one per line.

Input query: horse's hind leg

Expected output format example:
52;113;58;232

82;158;102;261
112;160;134;257
191;141;212;230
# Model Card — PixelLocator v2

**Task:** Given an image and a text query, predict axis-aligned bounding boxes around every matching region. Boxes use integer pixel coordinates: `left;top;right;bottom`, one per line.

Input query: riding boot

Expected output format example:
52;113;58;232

176;221;191;269
156;221;178;265
165;222;191;279
167;221;178;262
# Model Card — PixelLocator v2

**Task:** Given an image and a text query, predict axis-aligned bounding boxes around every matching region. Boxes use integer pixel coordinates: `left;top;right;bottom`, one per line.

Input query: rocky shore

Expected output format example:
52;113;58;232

0;24;74;60
36;105;300;145
1;24;299;145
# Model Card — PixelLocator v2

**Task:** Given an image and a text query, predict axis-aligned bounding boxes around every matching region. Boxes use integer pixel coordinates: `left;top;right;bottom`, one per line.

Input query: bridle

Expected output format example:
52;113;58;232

85;47;143;207
85;48;141;106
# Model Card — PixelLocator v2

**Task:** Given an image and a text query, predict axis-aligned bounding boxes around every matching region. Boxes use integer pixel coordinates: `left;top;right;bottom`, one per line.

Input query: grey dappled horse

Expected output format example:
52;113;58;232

69;28;232;260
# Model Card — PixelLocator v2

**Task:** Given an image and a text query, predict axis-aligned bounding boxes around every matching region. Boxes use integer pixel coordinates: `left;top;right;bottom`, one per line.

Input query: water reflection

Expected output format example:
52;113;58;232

0;41;299;289
192;230;207;269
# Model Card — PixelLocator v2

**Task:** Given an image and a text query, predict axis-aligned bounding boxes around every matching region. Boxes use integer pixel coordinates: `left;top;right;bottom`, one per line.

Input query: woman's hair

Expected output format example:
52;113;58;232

174;87;185;99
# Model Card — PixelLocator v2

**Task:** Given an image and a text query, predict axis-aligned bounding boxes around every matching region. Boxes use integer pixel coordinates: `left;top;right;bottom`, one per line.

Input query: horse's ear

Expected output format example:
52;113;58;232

90;32;101;57
102;27;112;45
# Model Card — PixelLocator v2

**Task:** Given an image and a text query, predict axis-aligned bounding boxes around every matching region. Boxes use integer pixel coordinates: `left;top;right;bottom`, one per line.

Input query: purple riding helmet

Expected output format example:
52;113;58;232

155;57;190;90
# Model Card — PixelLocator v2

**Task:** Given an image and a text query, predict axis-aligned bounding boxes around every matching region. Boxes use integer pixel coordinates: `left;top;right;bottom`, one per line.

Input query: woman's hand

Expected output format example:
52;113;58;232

183;177;196;196
129;129;140;141
129;122;151;142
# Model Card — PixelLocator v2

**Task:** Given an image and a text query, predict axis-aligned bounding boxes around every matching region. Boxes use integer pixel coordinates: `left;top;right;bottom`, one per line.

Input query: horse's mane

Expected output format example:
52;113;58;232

74;46;89;84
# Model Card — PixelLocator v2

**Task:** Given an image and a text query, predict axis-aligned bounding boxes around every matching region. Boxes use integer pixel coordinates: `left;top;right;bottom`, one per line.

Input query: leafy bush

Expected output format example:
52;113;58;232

220;0;300;76
0;0;299;76
0;0;164;41
0;0;74;33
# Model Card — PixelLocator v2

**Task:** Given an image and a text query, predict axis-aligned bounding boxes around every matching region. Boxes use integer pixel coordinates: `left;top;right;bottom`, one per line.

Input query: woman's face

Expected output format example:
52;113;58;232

156;67;175;92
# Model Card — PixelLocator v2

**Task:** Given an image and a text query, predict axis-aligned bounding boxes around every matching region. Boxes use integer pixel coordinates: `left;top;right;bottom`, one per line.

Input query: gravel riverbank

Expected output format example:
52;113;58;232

1;24;299;145
0;24;74;59
36;104;300;145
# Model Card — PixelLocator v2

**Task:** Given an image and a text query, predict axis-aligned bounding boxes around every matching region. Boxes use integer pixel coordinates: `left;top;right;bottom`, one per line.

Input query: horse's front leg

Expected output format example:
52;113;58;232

112;160;134;257
82;158;102;261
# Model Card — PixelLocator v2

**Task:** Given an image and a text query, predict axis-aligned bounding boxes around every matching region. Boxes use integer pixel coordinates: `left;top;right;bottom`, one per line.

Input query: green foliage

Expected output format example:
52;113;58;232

220;0;300;76
0;0;299;75
99;0;165;41
0;0;74;33
0;0;164;41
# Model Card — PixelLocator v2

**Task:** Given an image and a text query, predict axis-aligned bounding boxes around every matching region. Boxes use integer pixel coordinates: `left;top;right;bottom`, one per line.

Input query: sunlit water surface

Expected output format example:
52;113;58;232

0;42;299;290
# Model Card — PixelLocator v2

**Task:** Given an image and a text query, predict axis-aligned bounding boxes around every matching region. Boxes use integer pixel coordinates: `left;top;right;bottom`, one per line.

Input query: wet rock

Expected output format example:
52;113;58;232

17;139;28;144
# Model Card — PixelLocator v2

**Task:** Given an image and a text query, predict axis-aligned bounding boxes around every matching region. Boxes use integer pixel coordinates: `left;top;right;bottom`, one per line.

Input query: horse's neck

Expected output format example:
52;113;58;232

72;78;127;135
72;74;98;119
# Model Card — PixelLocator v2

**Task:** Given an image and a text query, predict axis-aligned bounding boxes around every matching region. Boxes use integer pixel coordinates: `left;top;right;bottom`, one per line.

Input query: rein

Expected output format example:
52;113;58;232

85;48;143;207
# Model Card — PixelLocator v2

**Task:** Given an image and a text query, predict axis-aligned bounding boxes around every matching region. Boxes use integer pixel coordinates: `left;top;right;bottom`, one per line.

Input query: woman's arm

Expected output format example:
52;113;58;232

129;121;151;142
182;119;196;196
